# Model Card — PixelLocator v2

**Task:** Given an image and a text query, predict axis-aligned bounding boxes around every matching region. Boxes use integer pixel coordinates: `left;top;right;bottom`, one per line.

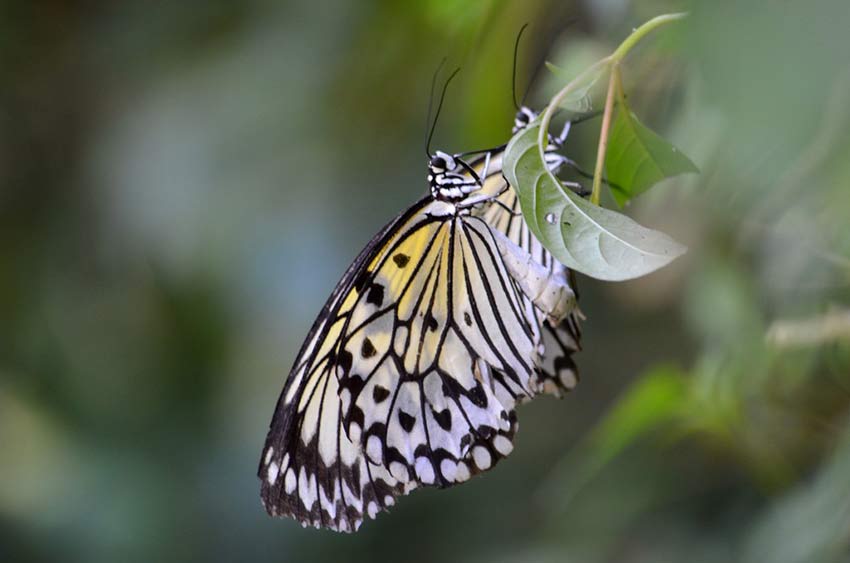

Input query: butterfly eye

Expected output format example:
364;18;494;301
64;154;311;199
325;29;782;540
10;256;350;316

430;155;447;171
518;107;538;125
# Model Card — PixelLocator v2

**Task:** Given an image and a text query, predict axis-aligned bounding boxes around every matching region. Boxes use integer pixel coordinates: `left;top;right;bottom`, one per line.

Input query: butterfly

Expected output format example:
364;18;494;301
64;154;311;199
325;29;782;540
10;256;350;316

257;89;591;530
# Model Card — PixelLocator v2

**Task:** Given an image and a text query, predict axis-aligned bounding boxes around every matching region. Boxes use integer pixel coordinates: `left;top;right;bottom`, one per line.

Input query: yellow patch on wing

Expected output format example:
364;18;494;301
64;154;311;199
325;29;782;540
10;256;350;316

394;224;447;321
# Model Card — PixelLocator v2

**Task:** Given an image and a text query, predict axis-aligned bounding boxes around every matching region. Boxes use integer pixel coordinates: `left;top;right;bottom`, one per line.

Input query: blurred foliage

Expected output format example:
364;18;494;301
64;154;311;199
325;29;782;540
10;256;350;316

2;1;850;562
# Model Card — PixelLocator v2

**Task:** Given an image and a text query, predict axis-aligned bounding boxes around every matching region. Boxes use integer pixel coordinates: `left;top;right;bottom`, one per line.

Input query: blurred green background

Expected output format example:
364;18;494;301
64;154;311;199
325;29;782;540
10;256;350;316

2;1;850;562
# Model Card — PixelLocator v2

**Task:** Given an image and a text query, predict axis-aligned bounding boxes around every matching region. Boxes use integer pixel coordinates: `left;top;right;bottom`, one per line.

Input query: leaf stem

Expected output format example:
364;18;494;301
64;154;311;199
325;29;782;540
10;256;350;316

610;12;688;64
590;66;620;205
537;58;612;164
537;12;687;205
613;64;628;106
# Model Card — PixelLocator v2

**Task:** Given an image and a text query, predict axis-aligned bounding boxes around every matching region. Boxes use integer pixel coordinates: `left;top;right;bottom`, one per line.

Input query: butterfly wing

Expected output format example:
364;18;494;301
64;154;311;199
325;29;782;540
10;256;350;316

259;205;426;531
334;205;542;487
260;196;544;531
474;153;583;397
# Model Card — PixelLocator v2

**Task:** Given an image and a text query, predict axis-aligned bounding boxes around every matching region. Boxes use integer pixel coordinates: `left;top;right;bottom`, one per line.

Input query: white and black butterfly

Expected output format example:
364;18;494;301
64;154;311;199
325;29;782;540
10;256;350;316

257;38;599;527
257;128;585;530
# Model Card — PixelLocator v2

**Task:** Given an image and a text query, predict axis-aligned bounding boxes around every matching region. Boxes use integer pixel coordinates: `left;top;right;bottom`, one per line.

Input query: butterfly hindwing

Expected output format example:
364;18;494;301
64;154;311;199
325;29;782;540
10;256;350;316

474;149;583;398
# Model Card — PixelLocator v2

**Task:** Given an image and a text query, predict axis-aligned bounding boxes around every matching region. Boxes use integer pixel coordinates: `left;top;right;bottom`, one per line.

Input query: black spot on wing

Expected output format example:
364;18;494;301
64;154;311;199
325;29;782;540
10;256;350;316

468;381;488;408
398;410;416;433
433;408;452;431
372;385;390;403
424;312;438;332
392;253;410;268
345;404;365;432
337;349;353;376
366;283;385;306
353;273;368;294
361;337;377;359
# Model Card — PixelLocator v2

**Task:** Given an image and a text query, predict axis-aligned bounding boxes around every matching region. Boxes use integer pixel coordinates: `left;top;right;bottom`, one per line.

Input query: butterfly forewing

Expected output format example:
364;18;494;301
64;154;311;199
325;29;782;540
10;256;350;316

336;208;541;487
260;208;429;531
260;188;549;531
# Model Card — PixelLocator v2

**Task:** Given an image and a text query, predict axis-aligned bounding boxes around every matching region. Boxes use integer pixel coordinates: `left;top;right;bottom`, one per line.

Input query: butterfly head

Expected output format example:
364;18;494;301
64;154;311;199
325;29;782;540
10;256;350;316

428;150;457;177
513;105;571;152
512;106;538;133
428;150;480;202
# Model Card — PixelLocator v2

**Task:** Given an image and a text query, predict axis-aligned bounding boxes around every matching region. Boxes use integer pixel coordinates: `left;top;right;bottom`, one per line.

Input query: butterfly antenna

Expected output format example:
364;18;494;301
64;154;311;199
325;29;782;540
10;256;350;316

520;55;546;107
424;57;447;156
426;67;461;156
520;17;578;106
512;23;529;110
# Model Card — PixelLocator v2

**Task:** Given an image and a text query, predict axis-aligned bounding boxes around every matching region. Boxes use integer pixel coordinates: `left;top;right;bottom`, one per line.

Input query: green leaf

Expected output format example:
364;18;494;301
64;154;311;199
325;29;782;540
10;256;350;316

605;105;699;206
503;120;687;281
544;61;606;113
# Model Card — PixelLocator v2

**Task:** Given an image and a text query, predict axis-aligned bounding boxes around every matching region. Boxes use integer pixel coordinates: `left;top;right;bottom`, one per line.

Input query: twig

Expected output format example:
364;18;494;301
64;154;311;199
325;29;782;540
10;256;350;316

590;66;620;205
766;308;850;348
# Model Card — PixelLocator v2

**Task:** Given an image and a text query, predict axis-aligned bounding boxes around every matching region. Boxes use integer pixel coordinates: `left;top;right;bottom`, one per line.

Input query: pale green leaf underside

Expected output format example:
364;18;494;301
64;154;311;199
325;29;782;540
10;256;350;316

544;61;606;113
606;108;699;206
503;121;687;281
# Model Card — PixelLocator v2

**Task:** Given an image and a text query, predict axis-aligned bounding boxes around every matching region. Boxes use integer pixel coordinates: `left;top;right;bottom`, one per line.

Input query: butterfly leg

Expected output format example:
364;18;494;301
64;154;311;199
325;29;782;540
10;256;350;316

538;152;592;198
559;158;625;196
460;181;523;216
491;198;522;216
549;108;604;149
562;180;591;197
462;194;520;217
479;151;491;186
552;119;572;147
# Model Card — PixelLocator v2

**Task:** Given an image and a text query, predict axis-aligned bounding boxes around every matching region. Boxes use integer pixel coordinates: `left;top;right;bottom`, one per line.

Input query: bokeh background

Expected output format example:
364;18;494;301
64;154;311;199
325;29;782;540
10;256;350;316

3;0;850;562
